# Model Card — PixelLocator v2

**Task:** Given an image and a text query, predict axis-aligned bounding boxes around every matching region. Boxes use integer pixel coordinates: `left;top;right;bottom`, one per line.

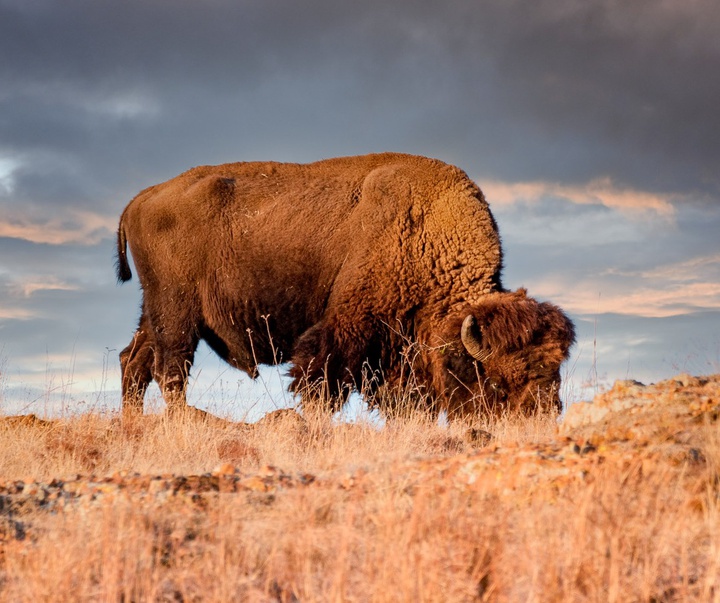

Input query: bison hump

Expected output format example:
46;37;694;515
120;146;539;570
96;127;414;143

185;175;236;205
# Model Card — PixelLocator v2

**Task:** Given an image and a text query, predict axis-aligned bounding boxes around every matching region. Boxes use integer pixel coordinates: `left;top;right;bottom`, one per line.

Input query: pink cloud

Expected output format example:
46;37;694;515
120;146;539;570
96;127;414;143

0;210;115;245
530;267;720;319
603;254;720;282
10;278;79;298
0;307;35;320
482;177;676;219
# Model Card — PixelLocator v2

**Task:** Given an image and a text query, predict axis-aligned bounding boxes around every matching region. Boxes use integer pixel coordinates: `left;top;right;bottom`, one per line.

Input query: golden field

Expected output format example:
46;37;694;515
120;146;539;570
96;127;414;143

1;375;719;602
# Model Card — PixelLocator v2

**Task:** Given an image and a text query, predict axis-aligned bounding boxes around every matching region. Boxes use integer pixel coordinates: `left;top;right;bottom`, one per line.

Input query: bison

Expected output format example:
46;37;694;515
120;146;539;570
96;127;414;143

116;153;574;419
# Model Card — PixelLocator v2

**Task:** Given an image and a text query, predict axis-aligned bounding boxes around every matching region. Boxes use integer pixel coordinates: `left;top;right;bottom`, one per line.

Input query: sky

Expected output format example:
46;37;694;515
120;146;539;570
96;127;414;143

1;0;718;419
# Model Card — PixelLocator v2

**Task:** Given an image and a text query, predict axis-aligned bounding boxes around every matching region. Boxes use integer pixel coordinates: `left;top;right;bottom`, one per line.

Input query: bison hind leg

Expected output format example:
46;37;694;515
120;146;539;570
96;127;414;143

153;336;200;413
120;314;155;419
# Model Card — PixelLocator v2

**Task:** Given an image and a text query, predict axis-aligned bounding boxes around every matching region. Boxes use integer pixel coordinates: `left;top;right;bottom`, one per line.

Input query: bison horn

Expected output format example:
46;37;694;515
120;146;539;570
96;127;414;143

461;315;489;362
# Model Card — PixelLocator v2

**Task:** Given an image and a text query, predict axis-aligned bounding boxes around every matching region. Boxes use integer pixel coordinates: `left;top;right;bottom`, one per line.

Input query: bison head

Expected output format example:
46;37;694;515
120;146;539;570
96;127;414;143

427;289;575;417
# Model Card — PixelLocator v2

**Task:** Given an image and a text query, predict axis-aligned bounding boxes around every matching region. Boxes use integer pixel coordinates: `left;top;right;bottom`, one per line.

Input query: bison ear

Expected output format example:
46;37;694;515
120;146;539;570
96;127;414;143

461;315;489;362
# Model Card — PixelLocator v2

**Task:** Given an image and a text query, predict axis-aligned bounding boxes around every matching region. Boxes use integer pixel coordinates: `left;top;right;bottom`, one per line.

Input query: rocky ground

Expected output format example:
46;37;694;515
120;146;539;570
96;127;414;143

1;374;719;600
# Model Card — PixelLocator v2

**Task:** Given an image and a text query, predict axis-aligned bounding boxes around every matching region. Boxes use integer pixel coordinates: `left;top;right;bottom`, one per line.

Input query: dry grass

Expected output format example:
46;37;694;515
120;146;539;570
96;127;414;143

0;395;558;482
0;396;719;602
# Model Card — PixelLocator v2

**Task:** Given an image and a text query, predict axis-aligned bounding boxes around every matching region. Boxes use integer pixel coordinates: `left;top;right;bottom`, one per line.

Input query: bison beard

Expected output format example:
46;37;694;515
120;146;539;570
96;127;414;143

116;153;575;419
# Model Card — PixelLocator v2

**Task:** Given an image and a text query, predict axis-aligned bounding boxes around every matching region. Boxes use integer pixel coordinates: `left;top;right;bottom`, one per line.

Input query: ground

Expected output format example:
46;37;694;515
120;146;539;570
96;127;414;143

1;375;719;601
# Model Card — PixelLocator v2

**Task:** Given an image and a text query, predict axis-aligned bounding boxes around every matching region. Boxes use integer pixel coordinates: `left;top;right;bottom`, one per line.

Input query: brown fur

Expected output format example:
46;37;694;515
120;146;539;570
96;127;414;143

116;153;574;418
419;289;575;417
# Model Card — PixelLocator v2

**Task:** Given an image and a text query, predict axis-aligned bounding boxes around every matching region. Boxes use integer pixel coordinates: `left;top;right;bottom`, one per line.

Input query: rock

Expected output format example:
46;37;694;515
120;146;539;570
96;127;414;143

560;373;720;442
238;475;273;492
211;462;237;476
164;405;231;426
216;439;260;464
0;414;55;429
465;428;493;447
256;408;307;431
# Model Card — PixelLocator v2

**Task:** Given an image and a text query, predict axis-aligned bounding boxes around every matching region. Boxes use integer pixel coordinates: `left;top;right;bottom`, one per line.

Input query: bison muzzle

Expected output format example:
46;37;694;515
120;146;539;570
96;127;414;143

116;153;575;419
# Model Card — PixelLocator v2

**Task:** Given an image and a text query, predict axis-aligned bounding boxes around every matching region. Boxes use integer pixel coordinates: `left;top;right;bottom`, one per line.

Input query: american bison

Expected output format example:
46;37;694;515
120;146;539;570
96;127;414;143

116;153;574;418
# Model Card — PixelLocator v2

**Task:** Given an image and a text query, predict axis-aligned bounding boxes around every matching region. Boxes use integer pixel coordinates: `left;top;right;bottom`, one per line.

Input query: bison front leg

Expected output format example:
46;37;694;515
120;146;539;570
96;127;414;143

119;313;155;419
288;318;382;411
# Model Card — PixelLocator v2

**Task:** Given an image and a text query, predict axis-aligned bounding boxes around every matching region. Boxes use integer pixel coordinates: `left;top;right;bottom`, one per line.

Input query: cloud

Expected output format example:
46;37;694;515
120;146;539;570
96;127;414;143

604;253;720;283
544;281;720;319
10;277;79;298
0;209;115;245
483;178;676;219
522;248;720;319
0;157;19;194
492;189;720;320
0;274;79;323
3;81;162;121
0;307;35;321
2;0;719;198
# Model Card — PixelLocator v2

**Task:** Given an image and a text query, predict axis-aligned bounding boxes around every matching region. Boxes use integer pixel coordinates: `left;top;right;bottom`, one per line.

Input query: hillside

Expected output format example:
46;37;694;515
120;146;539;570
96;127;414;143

1;374;719;601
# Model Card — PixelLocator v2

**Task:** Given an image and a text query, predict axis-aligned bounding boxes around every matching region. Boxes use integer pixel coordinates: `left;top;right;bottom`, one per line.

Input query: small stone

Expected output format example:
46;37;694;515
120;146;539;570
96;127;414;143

298;473;316;486
239;476;272;492
674;373;699;388
148;478;168;495
212;462;237;476
258;465;280;478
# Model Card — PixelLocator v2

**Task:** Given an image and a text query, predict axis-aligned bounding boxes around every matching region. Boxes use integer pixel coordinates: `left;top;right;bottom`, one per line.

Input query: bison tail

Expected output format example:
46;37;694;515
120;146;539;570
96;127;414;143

116;220;132;283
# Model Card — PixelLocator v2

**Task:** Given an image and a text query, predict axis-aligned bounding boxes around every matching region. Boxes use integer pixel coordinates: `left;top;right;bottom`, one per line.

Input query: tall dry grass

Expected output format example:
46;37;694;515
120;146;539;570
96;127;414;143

0;388;559;481
0;394;718;601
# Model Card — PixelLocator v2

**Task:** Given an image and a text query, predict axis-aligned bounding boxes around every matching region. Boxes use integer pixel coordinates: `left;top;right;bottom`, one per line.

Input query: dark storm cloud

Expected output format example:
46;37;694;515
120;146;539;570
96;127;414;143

466;1;720;192
1;0;718;212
